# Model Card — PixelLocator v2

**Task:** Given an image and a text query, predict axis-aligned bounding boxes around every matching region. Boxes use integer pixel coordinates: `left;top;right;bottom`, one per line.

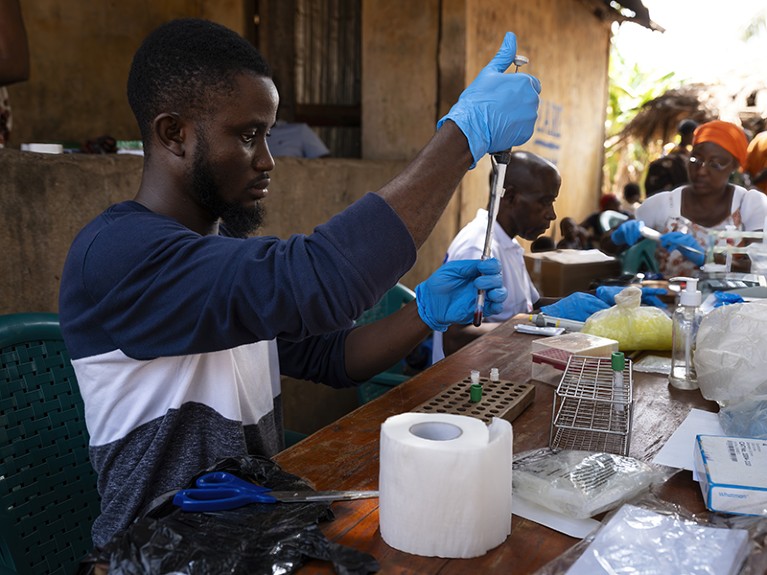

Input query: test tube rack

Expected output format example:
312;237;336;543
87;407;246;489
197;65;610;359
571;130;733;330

549;355;633;456
413;374;535;425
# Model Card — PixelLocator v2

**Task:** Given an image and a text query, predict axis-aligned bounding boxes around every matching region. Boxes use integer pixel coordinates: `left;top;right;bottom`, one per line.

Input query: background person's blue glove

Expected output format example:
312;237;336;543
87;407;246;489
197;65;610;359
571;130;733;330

660;231;706;266
539;292;610;322
415;258;507;332
713;291;744;308
596;285;668;309
436;32;541;168
611;220;644;246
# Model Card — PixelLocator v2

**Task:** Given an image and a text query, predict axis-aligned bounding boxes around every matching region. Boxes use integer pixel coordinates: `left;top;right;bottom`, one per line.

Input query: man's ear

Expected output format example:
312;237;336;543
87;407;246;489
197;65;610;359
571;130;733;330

153;113;185;157
502;184;516;204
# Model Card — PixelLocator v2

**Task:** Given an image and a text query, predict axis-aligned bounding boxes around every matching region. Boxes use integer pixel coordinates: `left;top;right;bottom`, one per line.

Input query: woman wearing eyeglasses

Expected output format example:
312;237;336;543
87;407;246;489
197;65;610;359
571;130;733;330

604;120;767;277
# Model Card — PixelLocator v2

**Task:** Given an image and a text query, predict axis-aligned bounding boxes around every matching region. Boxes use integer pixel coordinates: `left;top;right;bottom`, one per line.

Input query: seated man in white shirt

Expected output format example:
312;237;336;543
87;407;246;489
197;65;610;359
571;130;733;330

433;151;561;361
268;120;330;158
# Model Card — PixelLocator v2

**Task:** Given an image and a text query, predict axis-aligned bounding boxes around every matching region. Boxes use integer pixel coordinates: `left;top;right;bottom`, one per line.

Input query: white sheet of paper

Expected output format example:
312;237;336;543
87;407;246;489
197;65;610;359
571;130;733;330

512;496;601;539
652;408;723;479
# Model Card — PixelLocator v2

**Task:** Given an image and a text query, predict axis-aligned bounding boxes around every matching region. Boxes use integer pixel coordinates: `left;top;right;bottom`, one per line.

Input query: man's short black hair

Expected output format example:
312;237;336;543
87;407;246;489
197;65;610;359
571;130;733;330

127;18;271;154
623;182;641;201
678;119;699;136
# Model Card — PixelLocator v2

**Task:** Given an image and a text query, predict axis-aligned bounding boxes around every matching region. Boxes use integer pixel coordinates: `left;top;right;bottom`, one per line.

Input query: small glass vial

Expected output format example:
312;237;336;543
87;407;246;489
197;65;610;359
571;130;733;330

669;277;702;390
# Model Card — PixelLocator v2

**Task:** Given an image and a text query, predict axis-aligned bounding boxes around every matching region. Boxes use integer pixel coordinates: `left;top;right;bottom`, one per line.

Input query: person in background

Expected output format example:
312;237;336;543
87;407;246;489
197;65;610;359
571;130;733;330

579;193;627;248
0;0;29;148
58;19;540;548
621;181;642;216
644;119;699;198
432;151;560;360
746;130;767;194
556;216;588;249
268;119;330;158
664;118;698;157
604;120;767;277
531;235;555;252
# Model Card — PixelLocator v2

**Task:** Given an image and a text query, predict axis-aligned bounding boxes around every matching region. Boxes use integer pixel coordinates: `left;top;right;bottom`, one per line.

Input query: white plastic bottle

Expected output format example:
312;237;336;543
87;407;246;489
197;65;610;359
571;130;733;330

668;277;702;390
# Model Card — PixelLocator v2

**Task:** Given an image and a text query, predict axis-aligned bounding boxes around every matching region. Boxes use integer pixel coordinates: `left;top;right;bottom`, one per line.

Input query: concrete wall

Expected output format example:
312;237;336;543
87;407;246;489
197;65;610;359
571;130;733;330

0;151;412;316
9;0;246;147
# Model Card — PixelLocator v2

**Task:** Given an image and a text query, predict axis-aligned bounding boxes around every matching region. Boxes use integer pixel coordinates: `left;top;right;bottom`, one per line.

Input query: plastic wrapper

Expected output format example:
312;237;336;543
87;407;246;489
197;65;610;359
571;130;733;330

582;286;672;351
696;300;767;406
534;493;767;575
79;455;379;575
512;448;661;519
717;397;767;439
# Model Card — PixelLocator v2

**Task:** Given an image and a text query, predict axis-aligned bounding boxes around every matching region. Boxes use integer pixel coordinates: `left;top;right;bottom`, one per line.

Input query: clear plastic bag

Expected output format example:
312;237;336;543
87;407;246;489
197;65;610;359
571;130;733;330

718;397;767;439
512;448;661;519
534;493;767;575
695;300;767;406
582;286;673;351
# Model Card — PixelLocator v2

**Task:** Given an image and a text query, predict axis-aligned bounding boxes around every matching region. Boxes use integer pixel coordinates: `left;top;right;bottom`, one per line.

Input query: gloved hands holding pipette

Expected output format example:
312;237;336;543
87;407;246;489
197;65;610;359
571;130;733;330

660;231;706;266
611;220;644;246
437;32;541;168
415;258;507;332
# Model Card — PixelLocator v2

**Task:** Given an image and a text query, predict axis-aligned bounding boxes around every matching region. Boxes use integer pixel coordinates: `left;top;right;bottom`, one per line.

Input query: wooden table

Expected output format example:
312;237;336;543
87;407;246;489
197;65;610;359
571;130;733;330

275;316;718;574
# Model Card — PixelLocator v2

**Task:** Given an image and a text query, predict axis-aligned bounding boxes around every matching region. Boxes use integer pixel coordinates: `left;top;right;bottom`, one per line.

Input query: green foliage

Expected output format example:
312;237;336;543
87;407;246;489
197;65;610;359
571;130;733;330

604;39;680;194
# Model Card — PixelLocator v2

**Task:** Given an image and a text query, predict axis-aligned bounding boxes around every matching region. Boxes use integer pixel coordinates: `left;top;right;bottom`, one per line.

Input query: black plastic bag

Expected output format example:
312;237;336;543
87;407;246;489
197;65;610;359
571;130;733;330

98;455;379;575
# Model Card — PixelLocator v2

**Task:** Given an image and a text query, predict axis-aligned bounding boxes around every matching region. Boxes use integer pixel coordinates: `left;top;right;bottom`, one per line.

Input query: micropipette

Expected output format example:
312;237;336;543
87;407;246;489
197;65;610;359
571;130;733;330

473;152;509;326
473;54;528;327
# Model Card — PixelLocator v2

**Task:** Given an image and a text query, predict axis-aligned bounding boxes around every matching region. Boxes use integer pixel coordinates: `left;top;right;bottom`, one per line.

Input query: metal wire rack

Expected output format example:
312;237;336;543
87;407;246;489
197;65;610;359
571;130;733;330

549;355;633;456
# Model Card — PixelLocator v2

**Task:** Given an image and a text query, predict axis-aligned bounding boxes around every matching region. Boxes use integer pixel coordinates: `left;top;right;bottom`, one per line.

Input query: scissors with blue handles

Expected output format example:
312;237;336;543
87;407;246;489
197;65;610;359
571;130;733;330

172;471;379;512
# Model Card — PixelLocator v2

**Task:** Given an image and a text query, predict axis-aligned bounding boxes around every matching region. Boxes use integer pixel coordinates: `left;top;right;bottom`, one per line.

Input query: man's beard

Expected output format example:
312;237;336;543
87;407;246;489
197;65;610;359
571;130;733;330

191;138;265;238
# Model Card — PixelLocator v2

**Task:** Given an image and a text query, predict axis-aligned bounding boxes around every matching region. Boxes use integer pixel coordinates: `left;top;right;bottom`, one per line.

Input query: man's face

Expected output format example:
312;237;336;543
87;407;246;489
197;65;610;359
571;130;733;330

503;171;560;241
187;73;278;237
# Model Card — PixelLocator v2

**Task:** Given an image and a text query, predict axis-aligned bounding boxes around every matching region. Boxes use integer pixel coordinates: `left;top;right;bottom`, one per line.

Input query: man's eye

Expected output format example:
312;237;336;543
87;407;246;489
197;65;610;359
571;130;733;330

242;133;257;143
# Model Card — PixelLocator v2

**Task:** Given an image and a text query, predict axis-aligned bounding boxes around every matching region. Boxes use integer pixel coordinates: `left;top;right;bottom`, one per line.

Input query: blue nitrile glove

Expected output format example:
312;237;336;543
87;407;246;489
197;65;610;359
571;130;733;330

415;258;507;332
611;220;644;246
596;285;668;309
539;292;611;322
660;231;706;266
436;32;541;168
713;291;744;308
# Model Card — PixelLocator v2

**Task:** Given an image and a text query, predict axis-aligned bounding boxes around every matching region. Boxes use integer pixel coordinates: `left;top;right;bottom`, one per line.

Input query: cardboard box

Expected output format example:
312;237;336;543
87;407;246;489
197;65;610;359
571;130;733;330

694;434;767;516
524;249;621;297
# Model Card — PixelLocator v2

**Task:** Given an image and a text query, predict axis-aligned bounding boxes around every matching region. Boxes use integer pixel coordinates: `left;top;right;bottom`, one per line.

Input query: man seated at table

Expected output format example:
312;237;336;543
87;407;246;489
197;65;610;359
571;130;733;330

58;19;541;548
432;151;561;360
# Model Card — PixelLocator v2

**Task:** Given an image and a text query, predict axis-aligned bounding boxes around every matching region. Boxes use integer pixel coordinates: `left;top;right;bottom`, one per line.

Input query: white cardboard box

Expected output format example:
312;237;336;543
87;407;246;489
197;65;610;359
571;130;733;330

694;434;767;516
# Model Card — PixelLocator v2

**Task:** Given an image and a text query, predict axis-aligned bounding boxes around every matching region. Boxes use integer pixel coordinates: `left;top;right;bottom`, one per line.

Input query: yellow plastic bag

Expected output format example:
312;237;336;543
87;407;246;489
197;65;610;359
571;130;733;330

582;286;672;351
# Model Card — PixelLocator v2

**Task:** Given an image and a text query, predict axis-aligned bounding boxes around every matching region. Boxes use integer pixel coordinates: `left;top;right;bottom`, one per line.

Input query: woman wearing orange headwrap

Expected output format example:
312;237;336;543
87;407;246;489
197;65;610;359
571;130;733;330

604;120;767;277
746;131;767;194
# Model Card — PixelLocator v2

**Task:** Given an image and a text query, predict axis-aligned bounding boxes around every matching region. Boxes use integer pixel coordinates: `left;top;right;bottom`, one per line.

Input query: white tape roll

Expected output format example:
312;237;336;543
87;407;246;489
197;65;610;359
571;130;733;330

379;412;513;558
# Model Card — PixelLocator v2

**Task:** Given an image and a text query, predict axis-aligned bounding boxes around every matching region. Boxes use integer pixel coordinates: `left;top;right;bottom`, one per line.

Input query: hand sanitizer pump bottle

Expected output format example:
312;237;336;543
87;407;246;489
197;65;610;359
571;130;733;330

669;277;702;390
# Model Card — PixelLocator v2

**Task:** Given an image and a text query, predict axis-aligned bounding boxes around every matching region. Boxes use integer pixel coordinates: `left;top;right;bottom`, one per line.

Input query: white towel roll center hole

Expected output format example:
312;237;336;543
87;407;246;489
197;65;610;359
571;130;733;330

409;422;463;441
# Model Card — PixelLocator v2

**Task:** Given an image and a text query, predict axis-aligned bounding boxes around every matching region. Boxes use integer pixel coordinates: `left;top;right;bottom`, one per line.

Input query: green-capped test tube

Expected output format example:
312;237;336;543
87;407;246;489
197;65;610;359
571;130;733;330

469;369;482;403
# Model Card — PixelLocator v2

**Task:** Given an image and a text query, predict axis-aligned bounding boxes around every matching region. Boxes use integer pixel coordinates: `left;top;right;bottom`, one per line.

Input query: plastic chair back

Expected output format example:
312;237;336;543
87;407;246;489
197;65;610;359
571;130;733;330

621;238;660;276
0;313;100;575
355;284;416;404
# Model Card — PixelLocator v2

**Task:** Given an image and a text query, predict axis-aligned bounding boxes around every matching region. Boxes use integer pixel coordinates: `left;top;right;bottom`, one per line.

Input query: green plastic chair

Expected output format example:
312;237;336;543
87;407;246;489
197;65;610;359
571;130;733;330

620;238;660;276
0;313;100;575
355;283;416;404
